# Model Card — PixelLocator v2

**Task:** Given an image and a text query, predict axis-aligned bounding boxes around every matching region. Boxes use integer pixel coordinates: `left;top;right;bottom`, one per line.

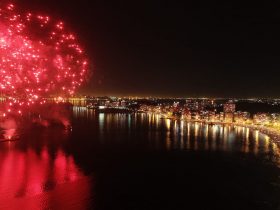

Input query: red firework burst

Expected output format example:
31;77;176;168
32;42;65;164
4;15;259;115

0;3;88;103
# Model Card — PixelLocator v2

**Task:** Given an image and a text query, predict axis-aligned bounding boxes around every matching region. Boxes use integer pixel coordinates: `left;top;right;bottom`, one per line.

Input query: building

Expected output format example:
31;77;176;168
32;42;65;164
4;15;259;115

224;113;234;123
223;102;236;123
234;111;250;123
223;102;236;113
253;113;269;125
219;112;224;122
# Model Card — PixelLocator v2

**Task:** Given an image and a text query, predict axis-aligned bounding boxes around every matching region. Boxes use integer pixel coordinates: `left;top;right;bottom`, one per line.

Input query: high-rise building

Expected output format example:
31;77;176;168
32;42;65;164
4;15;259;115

223;102;236;113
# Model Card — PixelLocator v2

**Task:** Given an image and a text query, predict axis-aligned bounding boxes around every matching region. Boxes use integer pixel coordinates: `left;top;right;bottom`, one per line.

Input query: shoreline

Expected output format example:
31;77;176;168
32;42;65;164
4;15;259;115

142;112;280;146
184;120;280;146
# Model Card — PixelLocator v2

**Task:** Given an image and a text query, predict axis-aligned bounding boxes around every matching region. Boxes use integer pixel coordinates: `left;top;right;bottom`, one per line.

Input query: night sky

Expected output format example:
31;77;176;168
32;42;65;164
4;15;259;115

13;1;280;97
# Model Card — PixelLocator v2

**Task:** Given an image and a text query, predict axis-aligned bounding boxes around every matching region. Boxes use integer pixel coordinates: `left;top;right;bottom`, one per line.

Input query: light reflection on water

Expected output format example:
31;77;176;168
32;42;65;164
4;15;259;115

0;109;280;209
72;109;280;160
73;111;280;164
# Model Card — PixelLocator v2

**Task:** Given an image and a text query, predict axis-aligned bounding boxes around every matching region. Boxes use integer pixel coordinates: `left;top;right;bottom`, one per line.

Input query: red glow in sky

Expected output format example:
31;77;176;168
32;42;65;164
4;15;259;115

0;3;88;102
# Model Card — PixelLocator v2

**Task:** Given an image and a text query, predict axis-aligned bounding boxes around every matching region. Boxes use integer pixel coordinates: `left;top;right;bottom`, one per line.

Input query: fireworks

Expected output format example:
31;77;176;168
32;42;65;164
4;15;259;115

0;3;88;110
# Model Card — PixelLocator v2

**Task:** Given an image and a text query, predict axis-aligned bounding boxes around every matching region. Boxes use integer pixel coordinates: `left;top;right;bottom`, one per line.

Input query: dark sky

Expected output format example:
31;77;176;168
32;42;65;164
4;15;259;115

13;1;280;97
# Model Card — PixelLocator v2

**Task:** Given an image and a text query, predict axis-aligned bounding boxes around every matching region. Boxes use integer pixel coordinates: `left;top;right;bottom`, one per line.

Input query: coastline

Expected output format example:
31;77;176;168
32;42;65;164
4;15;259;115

186;120;280;146
143;112;280;146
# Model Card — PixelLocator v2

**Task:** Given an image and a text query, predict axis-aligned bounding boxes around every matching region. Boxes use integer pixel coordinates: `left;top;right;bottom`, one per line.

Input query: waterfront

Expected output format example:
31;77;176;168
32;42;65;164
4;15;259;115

1;109;280;209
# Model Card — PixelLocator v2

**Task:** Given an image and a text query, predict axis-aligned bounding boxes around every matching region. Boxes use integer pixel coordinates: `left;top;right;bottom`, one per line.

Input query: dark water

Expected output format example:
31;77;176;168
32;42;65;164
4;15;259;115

1;108;280;210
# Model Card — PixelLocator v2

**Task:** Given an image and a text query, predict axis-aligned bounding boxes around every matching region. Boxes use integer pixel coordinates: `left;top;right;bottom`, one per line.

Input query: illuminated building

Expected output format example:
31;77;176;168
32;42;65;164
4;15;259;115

191;112;200;120
219;112;224;121
224;113;234;123
121;100;127;107
223;102;236;122
182;108;191;120
253;113;269;125
234;111;250;123
185;100;205;111
207;111;216;122
223;102;236;113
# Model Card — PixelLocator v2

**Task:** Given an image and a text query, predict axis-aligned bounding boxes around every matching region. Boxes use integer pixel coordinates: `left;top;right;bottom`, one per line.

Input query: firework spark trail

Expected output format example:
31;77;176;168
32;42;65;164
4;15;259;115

0;3;88;116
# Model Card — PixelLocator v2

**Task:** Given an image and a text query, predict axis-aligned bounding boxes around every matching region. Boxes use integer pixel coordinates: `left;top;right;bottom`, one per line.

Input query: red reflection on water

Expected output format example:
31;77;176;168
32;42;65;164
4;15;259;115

0;118;17;140
0;147;91;210
3;128;16;140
